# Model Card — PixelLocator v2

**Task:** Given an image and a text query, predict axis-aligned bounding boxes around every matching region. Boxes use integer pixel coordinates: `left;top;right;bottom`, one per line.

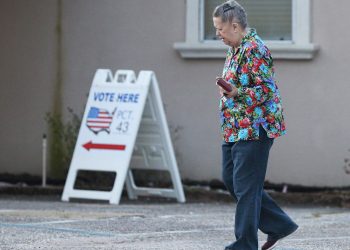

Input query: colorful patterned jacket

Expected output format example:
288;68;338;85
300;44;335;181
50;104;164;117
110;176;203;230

220;29;286;142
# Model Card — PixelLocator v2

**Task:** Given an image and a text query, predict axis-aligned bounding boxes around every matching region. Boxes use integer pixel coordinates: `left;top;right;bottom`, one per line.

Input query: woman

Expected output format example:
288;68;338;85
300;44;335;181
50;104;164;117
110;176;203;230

212;1;298;250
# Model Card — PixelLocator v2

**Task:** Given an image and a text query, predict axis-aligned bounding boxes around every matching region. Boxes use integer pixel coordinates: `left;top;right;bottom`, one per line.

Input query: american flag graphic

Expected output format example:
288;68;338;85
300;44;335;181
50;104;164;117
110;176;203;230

86;107;114;134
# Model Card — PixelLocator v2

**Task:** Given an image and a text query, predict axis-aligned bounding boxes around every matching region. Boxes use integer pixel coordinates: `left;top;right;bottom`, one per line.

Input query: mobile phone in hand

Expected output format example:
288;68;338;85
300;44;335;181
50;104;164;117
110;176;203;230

216;77;232;92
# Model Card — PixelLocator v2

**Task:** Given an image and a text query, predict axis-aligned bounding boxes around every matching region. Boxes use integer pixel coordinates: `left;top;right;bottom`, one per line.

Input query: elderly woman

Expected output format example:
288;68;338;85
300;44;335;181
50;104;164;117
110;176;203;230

213;1;298;250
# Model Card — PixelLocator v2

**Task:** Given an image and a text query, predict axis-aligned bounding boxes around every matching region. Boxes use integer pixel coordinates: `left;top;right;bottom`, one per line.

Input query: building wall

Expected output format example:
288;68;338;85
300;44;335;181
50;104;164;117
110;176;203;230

1;0;350;187
0;0;56;176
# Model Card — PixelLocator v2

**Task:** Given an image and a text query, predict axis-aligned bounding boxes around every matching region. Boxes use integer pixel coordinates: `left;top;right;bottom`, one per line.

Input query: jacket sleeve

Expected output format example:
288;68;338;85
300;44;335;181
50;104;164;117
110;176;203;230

235;47;275;108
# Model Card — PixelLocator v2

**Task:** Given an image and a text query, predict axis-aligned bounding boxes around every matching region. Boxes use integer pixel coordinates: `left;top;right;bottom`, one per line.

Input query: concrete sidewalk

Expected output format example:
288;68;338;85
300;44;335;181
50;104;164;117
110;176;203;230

0;196;349;249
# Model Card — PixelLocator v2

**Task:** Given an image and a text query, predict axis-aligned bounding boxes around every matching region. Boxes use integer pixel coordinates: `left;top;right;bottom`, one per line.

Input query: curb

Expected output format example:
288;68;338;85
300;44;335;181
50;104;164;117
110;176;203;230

0;185;349;207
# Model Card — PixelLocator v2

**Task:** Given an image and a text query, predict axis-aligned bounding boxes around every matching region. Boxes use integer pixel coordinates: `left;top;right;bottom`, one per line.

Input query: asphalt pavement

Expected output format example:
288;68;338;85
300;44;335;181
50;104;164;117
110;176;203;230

0;195;350;250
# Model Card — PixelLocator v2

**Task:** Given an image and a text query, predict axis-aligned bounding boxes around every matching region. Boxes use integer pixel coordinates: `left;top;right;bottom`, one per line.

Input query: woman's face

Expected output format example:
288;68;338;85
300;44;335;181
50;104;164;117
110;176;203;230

213;17;240;48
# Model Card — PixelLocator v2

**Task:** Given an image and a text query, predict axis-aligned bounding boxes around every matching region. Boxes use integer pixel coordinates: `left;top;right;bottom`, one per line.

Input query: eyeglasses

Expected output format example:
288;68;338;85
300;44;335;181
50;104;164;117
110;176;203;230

223;4;235;13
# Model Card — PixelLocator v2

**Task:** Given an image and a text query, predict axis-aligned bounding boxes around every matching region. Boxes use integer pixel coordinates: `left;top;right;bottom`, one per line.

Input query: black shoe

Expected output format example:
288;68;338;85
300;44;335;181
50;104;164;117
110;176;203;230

261;227;299;250
261;239;280;250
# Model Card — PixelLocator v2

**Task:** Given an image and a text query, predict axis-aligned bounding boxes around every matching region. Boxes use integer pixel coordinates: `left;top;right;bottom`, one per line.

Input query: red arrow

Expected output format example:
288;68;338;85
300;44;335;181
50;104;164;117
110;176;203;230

83;141;126;151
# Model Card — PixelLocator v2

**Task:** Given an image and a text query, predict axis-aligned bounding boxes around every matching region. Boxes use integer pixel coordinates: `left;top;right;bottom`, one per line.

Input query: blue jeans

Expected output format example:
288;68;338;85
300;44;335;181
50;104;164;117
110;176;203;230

222;127;298;250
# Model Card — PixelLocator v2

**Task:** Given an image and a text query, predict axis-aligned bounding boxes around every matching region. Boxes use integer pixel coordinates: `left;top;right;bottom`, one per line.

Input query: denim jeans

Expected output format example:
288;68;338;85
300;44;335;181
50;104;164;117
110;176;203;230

222;127;298;250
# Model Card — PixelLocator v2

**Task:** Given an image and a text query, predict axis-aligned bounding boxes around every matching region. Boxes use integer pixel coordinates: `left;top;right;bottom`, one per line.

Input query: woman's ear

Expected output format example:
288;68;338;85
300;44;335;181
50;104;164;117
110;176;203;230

231;22;239;32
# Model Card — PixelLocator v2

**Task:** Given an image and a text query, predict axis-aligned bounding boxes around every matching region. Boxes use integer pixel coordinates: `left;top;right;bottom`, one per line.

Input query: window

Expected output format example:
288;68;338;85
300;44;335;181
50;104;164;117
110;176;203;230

174;0;318;59
204;0;292;41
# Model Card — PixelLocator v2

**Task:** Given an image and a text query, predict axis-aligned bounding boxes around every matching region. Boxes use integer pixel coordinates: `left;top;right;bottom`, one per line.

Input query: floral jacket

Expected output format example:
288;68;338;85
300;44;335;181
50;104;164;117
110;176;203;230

220;29;286;142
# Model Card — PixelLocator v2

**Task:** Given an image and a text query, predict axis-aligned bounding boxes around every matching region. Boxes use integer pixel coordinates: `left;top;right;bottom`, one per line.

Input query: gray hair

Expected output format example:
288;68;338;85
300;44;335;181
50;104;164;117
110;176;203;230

213;0;248;28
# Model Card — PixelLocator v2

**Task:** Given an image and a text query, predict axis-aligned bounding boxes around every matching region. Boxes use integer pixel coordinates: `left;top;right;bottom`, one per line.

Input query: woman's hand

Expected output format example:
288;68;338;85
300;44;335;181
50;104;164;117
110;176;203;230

216;77;238;97
219;86;238;98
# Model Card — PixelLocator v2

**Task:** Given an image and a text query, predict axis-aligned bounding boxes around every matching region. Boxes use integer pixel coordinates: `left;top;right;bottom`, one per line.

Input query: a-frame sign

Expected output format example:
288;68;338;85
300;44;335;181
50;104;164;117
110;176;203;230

61;69;185;204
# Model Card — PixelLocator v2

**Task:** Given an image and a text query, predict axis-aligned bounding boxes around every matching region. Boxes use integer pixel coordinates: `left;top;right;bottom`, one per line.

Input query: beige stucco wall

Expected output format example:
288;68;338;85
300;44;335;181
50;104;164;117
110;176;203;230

0;0;56;176
1;0;350;187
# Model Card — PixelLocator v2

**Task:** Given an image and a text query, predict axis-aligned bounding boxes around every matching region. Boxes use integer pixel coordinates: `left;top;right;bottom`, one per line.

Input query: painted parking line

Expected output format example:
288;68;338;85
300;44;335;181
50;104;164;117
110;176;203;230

1;221;350;243
283;235;350;241
0;222;114;237
0;222;231;238
25;218;112;225
112;228;350;242
25;220;78;225
115;227;233;237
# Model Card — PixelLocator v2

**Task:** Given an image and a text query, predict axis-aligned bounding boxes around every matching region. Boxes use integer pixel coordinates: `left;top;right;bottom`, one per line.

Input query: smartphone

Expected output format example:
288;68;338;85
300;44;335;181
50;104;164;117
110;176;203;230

216;77;232;92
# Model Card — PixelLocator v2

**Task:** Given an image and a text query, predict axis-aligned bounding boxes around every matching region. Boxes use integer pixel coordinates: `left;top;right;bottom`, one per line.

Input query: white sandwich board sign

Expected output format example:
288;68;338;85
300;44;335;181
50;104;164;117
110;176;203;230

61;69;186;204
